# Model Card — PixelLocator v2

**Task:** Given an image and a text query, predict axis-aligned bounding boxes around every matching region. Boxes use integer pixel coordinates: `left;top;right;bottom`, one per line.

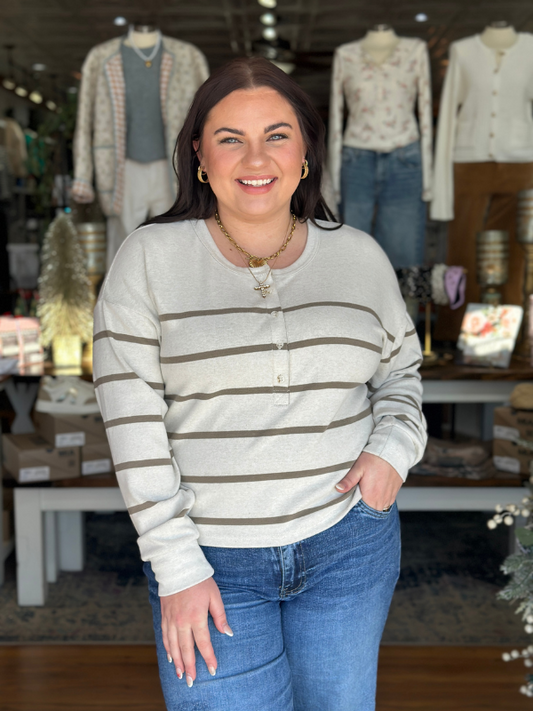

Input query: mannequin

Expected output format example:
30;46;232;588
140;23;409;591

328;24;433;269
72;25;209;268
360;25;400;64
431;23;533;339
115;23;169;252
480;22;518;51
124;24;160;49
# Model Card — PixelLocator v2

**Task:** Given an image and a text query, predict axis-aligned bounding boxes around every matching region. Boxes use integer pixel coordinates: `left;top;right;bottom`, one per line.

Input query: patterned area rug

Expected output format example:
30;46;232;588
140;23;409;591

0;510;528;645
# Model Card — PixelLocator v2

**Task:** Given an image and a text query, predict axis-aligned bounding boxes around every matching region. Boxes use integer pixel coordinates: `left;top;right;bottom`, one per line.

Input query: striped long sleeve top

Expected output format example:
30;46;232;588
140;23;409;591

93;218;427;596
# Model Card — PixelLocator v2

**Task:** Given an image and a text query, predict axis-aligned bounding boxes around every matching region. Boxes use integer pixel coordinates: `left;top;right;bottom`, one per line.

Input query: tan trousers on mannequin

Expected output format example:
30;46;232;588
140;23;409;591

435;161;533;342
106;158;175;270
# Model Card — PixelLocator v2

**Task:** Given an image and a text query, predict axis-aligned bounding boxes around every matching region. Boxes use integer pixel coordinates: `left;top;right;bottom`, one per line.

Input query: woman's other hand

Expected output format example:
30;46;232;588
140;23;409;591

160;576;233;687
335;452;402;511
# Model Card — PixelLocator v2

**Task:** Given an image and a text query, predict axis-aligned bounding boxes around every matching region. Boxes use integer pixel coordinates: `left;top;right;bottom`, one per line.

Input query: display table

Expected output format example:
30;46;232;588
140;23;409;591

8;356;533;605
13;476;527;606
421;356;533;403
0;365;92;587
4;357;533;431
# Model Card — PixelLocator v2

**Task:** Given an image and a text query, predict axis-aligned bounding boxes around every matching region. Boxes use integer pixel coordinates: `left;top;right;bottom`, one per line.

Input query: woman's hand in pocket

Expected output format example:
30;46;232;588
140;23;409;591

335;452;403;511
160;576;233;687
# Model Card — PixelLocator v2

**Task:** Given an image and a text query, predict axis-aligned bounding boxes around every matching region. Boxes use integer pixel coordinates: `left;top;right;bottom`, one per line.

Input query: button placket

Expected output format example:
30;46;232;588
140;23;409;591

489;49;504;160
266;278;290;406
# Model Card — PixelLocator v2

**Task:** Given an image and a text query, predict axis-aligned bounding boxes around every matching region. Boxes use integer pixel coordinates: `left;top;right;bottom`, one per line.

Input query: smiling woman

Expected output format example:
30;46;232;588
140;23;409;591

193;86;309;264
92;56;427;711
148;57;335;233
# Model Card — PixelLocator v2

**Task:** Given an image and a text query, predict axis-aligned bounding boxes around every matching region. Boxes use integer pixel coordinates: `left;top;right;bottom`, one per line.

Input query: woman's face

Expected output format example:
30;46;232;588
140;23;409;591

195;87;307;221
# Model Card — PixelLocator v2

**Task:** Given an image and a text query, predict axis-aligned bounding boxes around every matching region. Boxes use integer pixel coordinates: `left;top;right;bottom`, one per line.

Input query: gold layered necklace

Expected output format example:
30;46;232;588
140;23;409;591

214;212;297;268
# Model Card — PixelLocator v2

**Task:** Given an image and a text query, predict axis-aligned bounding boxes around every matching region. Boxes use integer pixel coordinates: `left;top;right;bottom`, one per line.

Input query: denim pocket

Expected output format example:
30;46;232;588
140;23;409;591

396;141;421;169
356;498;395;519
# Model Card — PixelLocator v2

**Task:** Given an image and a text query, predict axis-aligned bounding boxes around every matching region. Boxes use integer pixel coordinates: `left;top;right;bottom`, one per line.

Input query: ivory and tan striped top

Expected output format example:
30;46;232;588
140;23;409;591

93;218;427;596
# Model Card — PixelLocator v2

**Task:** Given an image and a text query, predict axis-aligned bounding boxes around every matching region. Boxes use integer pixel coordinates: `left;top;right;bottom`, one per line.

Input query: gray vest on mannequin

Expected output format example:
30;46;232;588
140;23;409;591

120;43;167;163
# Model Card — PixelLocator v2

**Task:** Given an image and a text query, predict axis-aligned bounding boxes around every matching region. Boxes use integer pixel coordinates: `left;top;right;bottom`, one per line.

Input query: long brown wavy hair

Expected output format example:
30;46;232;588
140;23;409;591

145;56;339;228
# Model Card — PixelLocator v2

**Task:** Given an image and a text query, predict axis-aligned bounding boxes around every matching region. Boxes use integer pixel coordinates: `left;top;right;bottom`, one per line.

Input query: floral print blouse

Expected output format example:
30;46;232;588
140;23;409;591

328;37;433;206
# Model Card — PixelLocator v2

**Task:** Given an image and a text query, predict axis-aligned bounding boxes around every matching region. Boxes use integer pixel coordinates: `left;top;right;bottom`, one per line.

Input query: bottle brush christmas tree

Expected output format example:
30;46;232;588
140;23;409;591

37;211;94;366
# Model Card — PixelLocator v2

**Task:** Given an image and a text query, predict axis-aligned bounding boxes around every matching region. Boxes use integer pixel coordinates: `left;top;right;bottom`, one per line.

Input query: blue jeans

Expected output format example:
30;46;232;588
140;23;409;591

340;141;427;269
144;498;401;711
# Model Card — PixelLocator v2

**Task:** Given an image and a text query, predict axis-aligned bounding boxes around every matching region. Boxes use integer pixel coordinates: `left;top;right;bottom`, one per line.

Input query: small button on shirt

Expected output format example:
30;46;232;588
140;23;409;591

431;33;533;221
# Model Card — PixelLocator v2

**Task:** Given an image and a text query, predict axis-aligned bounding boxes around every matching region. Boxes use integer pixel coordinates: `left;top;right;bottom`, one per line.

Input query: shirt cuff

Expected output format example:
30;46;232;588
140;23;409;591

430;202;454;222
72;178;95;204
140;537;215;597
363;425;418;483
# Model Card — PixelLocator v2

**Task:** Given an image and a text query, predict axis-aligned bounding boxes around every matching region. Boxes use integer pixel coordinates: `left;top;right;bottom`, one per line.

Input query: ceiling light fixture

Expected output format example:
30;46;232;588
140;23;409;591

15;86;28;97
32;63;46;72
29;90;43;104
260;12;277;26
258;0;277;8
2;78;16;90
46;100;57;111
415;13;428;22
114;16;128;26
262;27;278;41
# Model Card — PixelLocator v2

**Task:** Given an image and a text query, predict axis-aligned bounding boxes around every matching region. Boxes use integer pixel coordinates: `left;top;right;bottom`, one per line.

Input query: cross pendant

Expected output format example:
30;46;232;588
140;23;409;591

254;283;271;298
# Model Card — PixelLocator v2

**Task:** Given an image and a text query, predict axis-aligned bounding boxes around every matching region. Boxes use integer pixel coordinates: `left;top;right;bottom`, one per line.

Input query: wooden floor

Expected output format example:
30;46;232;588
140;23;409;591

1;645;532;710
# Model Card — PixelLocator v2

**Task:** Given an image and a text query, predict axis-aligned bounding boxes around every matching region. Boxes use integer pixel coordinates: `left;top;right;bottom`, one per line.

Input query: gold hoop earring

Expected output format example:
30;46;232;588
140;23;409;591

301;160;309;180
197;166;209;183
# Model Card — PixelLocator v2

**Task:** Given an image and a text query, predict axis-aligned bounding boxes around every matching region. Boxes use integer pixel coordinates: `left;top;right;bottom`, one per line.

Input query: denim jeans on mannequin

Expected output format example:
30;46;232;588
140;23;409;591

144;498;401;711
340;141;427;269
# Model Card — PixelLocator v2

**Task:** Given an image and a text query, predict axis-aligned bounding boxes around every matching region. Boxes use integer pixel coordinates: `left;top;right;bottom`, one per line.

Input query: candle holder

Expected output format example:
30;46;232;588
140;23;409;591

71;202;107;370
515;190;533;357
422;301;438;366
476;230;509;306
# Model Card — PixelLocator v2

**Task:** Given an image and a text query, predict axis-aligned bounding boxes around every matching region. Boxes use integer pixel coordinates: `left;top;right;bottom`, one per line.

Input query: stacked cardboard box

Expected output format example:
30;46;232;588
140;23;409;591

3;432;80;483
493;407;533;476
2;413;114;484
34;412;114;477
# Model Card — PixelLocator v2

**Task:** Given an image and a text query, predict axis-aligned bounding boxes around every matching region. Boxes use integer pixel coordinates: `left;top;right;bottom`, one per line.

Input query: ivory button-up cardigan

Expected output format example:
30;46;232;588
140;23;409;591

431;33;533;221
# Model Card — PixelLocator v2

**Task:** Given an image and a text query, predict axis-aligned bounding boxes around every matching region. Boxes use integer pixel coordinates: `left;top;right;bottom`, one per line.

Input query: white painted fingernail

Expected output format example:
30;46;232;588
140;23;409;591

335;483;346;491
224;624;234;637
186;674;194;688
176;667;183;679
167;653;173;663
209;665;216;676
